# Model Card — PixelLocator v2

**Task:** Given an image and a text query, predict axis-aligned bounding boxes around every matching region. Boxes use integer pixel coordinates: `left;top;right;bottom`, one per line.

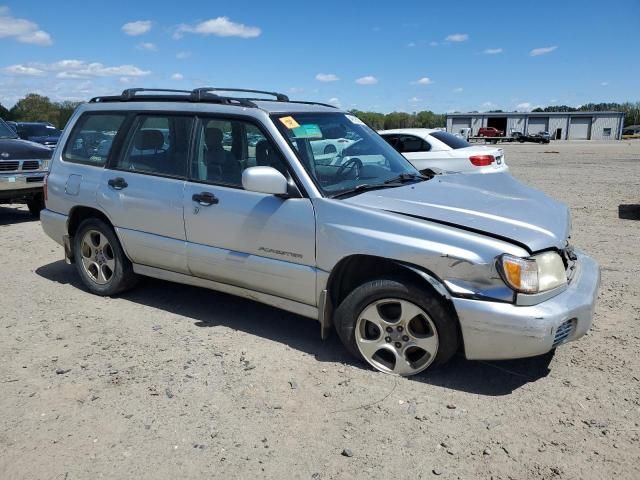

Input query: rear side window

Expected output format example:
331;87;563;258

116;114;193;178
430;131;471;150
63;113;127;166
398;135;431;153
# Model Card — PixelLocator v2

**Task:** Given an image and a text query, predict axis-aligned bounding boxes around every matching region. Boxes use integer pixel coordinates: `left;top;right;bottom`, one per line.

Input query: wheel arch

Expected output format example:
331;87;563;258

323;254;462;346
66;205;131;263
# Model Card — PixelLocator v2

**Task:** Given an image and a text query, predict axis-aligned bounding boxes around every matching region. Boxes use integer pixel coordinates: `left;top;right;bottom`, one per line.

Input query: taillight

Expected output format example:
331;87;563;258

469;155;495;166
43;173;48;202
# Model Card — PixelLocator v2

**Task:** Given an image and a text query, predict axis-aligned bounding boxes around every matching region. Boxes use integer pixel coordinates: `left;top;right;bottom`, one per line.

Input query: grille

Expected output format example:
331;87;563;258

553;319;576;348
0;161;20;171
21;160;40;170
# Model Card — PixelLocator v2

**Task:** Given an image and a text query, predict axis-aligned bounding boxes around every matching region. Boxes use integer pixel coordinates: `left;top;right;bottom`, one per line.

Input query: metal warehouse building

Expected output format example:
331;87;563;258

446;111;625;140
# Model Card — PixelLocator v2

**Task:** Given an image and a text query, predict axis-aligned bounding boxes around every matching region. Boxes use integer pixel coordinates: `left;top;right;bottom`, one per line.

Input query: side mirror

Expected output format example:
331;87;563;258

242;166;288;196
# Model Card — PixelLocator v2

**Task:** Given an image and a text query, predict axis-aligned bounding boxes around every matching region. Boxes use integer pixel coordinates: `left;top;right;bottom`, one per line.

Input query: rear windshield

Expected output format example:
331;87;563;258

19;124;61;137
430;131;471;149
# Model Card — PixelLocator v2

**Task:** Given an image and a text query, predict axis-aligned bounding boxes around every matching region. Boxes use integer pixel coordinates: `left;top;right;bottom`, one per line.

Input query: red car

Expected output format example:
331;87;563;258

478;127;504;137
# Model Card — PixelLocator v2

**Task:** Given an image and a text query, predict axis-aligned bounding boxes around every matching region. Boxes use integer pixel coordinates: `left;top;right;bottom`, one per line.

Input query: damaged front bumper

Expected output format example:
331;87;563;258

453;250;600;360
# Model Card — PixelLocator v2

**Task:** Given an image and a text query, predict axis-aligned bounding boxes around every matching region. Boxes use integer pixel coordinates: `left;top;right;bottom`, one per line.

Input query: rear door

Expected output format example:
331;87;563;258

97;113;194;273
183;115;317;305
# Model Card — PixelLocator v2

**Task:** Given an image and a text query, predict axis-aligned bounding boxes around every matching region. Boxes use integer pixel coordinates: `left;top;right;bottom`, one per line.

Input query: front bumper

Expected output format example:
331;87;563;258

453;250;600;360
0;171;46;192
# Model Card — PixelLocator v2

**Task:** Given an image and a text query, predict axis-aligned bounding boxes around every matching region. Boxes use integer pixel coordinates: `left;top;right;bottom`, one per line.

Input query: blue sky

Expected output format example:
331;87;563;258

1;0;638;112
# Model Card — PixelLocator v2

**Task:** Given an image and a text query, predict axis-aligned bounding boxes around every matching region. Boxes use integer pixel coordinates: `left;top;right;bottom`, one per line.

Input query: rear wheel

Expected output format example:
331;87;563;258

73;218;138;296
334;278;459;376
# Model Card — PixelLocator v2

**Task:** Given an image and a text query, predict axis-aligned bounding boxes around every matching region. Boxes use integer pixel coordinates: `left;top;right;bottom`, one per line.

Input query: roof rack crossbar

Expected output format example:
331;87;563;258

120;88;193;100
192;88;289;102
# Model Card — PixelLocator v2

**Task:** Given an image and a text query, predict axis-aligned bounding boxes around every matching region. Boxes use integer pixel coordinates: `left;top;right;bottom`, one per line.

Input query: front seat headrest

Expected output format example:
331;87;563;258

205;128;224;149
134;129;164;150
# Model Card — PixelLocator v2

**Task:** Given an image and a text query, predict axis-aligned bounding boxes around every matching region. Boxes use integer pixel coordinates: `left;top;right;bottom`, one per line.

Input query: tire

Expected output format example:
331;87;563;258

334;277;459;376
72;217;138;296
26;194;45;218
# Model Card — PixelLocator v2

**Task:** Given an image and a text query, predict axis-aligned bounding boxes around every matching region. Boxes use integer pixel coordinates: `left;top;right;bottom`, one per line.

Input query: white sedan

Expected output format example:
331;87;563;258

378;128;509;174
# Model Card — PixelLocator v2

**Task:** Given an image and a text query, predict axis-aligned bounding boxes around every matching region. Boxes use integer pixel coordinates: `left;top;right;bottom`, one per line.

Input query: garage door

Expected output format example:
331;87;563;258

569;117;591;140
527;117;548;134
452;117;471;134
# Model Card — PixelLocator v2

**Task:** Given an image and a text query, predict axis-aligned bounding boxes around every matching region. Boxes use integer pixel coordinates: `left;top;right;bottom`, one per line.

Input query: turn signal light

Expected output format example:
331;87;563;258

469;155;495;166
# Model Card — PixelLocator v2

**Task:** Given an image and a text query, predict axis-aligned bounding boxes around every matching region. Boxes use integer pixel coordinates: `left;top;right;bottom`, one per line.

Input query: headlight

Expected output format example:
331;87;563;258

498;251;567;294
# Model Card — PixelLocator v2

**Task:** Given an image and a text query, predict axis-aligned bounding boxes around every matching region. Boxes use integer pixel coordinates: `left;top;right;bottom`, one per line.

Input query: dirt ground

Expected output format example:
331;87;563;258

1;140;639;480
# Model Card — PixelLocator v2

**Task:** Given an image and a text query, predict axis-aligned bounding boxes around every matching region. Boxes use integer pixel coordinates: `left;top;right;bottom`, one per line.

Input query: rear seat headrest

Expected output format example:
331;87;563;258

134;129;164;150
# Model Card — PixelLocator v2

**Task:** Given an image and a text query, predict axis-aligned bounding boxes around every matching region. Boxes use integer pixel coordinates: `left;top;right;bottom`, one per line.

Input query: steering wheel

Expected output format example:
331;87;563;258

335;157;363;179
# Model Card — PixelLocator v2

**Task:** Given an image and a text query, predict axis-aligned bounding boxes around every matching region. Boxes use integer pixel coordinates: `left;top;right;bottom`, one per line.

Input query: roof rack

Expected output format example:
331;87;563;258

88;87;338;110
192;87;289;102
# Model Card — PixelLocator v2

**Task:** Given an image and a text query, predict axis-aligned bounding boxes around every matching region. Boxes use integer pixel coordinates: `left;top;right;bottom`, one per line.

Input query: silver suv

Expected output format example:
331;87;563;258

41;88;600;376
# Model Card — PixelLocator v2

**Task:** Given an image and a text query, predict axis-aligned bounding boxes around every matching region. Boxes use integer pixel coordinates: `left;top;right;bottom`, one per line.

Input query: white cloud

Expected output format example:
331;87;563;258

0;6;52;45
411;77;433;85
328;97;341;107
315;73;339;82
176;51;191;60
122;20;152;36
409;97;421;102
407;42;416;47
355;75;378;85
429;41;439;47
137;42;157;51
483;48;503;54
3;64;45;76
529;46;557;56
174;17;261;39
446;33;468;42
482;101;496;108
170;73;184;81
4;60;151;79
452;87;463;93
601;81;609;86
516;102;532;110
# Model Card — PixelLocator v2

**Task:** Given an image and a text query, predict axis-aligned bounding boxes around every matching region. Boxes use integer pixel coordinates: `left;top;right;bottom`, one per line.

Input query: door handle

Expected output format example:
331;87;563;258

192;192;219;206
108;177;128;190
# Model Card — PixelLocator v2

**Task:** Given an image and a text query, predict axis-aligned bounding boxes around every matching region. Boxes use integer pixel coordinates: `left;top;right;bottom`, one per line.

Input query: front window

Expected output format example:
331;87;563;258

273;112;422;197
0;119;18;139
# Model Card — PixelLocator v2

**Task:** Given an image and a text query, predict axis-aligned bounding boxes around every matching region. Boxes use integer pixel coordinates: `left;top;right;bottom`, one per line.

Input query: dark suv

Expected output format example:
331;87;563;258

0;118;51;216
14;122;62;149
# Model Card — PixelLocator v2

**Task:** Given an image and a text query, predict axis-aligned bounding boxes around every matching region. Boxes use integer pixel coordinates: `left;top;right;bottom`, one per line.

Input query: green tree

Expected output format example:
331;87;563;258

56;100;83;129
0;102;10;120
10;94;59;124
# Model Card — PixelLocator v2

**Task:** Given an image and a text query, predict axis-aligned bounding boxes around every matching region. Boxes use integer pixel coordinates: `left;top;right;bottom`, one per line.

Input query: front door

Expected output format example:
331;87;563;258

97;113;194;273
183;116;317;305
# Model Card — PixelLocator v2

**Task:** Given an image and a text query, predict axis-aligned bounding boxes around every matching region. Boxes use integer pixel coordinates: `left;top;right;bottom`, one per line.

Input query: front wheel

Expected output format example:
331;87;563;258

73;218;138;296
334;278;459;376
27;194;45;218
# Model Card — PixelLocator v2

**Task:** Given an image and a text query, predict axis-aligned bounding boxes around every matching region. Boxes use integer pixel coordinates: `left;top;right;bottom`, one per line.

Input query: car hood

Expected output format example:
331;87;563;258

0;138;53;159
343;172;570;252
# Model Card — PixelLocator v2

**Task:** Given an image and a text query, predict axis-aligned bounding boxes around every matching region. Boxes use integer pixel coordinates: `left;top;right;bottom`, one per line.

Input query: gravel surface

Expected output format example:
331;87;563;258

1;140;639;479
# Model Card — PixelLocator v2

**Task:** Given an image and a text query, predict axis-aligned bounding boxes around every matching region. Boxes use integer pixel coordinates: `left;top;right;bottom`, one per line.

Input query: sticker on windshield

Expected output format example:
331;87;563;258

346;114;366;126
292;123;323;139
279;116;300;129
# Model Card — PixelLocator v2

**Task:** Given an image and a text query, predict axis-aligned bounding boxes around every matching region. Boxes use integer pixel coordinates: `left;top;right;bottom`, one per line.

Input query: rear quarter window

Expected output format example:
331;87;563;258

429;131;471;150
63;113;127;166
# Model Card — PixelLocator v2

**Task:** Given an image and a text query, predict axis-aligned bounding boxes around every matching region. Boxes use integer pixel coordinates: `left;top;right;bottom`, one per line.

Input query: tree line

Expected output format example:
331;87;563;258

2;93;639;131
1;94;82;129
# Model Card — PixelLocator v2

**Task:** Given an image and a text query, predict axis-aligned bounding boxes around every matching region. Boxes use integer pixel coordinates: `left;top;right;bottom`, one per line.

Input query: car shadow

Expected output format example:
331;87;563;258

36;260;553;396
0;205;36;226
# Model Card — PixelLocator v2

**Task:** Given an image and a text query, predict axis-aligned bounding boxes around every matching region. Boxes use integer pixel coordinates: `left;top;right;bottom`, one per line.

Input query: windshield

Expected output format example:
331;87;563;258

273;112;421;197
0;119;18;139
19;124;61;137
430;131;471;149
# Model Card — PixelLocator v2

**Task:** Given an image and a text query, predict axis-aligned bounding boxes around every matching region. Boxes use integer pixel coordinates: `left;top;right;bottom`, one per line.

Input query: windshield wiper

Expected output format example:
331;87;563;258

331;183;402;199
384;172;432;184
